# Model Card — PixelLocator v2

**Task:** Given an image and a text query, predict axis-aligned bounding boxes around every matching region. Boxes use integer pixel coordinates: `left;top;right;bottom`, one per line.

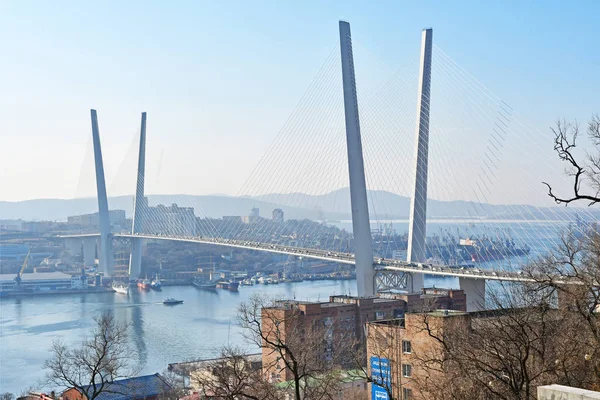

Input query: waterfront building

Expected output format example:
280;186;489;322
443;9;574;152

0;271;87;293
272;208;284;223
0;244;29;260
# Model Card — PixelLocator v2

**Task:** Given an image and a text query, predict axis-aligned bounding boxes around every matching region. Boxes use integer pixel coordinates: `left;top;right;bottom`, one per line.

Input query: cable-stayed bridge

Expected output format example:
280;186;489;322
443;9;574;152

58;21;592;311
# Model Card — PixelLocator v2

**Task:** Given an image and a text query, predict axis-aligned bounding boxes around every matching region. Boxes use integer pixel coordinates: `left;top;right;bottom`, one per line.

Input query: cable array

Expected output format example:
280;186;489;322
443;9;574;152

74;38;597;274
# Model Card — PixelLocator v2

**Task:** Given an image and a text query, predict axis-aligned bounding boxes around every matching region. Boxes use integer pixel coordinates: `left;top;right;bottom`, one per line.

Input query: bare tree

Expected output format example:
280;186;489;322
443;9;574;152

237;293;354;400
543;114;600;205
44;312;137;400
156;370;190;400
524;230;600;387
1;393;15;400
410;282;596;400
192;345;277;400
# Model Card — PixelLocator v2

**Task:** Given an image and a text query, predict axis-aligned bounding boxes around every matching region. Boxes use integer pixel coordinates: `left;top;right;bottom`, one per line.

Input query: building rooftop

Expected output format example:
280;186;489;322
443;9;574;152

368;318;406;328
425;309;469;318
73;373;172;400
0;271;73;282
168;353;262;376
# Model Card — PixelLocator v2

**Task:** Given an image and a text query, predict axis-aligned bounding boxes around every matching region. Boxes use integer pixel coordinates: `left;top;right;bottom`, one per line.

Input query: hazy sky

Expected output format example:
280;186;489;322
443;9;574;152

0;0;598;204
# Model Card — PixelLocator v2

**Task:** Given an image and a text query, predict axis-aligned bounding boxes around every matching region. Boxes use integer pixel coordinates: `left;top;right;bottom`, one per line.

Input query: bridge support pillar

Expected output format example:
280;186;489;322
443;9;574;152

64;238;81;256
128;112;147;281
91;109;113;277
459;277;485;312
406;29;433;294
410;272;424;294
339;21;375;297
82;238;97;267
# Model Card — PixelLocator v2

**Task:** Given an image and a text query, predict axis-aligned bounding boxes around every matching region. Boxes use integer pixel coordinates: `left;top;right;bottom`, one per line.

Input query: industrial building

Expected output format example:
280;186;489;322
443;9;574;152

0;271;87;294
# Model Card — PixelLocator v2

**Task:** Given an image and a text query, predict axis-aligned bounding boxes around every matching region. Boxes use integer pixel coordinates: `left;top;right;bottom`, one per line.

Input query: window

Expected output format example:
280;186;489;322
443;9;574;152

375;310;385;320
402;363;412;377
402;340;412;354
403;388;412;399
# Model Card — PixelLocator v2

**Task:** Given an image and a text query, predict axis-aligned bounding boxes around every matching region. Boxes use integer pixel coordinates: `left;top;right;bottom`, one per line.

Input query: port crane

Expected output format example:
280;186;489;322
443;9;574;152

14;249;31;287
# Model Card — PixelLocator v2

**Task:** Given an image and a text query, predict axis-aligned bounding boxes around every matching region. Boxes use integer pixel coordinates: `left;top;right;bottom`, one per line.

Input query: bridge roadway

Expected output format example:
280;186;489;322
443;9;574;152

58;232;535;283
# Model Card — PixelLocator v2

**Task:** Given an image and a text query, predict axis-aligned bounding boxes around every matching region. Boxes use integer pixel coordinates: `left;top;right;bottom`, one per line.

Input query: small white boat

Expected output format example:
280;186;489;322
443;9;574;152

112;282;129;295
163;298;184;305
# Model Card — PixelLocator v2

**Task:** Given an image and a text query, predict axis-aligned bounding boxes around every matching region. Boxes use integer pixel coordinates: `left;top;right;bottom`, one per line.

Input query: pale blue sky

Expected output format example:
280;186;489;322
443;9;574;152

0;1;598;203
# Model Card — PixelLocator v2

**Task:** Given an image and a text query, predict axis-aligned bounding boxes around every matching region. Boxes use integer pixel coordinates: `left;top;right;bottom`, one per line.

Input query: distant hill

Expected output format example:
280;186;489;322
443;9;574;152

1;188;597;222
253;188;599;221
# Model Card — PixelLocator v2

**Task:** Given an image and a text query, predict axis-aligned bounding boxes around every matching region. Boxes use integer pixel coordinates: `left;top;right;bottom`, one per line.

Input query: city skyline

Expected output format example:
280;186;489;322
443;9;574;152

1;1;598;205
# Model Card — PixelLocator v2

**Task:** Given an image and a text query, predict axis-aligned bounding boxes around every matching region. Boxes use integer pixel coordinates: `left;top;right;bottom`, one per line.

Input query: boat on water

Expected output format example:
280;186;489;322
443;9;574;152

240;279;253;286
137;279;151;290
163;298;183;305
150;276;162;291
258;277;271;285
112;282;129;295
192;278;217;290
216;280;240;291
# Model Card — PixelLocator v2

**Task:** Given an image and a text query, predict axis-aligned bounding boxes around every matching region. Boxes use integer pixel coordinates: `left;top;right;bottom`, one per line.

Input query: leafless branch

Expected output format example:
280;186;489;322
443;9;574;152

544;115;600;206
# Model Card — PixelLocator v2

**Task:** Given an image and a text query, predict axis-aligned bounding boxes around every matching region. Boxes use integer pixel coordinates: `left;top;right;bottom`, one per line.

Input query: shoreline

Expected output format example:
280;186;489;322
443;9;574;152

0;287;114;299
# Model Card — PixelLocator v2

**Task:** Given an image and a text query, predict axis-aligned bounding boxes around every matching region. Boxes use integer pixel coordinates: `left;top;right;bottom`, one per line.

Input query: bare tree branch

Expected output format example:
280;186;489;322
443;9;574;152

544;115;600;206
44;312;138;400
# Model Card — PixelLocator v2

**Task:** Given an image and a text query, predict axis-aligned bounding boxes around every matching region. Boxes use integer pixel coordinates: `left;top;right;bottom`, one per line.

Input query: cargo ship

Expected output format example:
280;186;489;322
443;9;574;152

459;237;530;262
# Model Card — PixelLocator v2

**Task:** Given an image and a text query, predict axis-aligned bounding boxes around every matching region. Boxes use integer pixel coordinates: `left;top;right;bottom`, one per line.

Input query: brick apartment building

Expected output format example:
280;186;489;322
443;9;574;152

261;288;467;383
366;310;470;400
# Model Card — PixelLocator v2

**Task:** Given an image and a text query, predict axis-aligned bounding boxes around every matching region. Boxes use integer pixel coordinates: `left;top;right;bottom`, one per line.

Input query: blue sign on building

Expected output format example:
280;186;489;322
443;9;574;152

371;356;391;400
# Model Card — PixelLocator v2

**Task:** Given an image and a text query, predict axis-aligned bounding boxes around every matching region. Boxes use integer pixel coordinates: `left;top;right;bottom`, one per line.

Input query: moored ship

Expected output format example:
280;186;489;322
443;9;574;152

216;280;240;291
459;237;530;262
192;277;217;290
137;279;150;290
112;282;129;295
150;276;162;291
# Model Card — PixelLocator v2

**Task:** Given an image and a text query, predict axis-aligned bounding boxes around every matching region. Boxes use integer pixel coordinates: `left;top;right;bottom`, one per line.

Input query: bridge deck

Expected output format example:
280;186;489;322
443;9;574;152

58;232;538;282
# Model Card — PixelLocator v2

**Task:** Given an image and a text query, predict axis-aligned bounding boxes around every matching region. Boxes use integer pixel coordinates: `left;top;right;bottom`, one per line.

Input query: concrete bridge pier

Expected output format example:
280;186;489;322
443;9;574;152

83;238;97;267
459;277;486;312
64;238;82;256
410;273;424;293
